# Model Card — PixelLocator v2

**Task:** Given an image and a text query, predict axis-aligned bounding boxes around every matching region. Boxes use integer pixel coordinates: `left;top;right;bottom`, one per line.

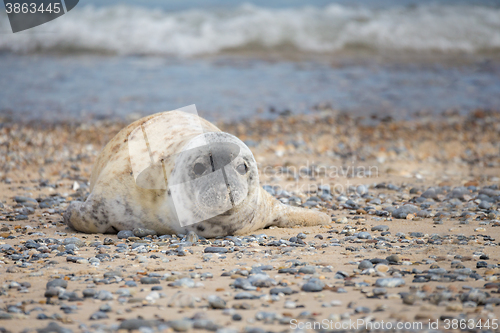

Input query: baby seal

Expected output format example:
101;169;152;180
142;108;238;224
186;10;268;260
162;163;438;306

64;110;330;237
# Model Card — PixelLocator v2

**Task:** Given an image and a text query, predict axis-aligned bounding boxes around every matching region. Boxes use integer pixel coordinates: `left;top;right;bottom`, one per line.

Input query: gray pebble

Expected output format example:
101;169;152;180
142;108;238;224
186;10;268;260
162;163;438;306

371;225;389;232
208;295;226;309
140;277;160;285
169;319;193;332
298;266;315;274
63;237;85;247
117;230;134;239
36;322;73;333
301;278;324;292
358;260;373;270
119;319;162;330
269;287;294;295
357;232;371;239
392;204;419;218
204;247;228;254
95;290;114;300
46;279;67;289
89;311;109;320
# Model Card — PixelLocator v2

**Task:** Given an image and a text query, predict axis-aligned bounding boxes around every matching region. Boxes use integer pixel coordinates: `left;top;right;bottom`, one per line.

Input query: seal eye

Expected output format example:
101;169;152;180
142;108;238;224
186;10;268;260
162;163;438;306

194;163;206;175
236;163;248;175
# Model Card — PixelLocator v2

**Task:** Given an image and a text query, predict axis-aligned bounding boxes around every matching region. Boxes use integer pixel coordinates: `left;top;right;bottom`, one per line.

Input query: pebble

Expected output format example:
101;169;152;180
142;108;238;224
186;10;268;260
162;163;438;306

358;260;373;270
95;290;114;300
46;279;67;289
375;278;406;288
298;266;316;274
133;227;157;237
169;319;193;332
89;311;109;320
36;322;73;333
392;205;419;218
269;287;294;295
208;295;226;309
204;247;228;254
140;277;160;285
119;319;162;330
168;292;195;308
117;230;134;239
4;117;500;333
301;278;324;292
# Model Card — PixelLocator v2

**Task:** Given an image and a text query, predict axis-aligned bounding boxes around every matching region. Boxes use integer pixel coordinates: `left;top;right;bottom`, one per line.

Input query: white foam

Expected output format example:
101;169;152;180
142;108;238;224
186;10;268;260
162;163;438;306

1;3;499;56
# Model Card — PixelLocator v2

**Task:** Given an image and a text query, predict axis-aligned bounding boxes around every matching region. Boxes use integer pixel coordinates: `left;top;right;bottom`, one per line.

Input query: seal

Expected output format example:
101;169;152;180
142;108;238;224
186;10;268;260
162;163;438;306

64;110;330;238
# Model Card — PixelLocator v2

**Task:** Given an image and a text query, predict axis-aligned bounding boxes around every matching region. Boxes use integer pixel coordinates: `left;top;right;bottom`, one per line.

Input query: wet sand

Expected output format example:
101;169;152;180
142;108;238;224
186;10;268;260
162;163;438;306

0;109;499;333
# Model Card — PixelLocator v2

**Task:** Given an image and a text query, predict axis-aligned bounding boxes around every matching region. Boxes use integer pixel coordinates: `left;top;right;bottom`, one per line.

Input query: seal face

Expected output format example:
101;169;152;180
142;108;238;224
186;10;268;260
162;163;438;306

167;132;258;228
64;110;330;237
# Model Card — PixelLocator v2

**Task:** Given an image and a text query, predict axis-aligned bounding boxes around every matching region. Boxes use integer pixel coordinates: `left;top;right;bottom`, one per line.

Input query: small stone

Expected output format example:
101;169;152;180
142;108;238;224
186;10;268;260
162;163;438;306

169;277;195;288
269;287;294;295
186;231;199;243
301;279;324;292
375;278;405;288
476;261;488;268
117;230;134;239
446;303;463;311
169;319;193;332
63;237;85;247
36;322;73;333
140;277;160;285
298;266;316;274
0;311;12;320
46;280;67;289
372;288;387;296
358;260;373;270
357;232;371;239
402;294;416;305
90;311;109;320
6;266;19;273
208;295;226;309
371;225;389;232
375;264;389;273
119;319;161;330
204;247;228;254
168;292;195;308
95;290;114;301
355;306;370;314
133;228;157;237
386;254;400;264
392;205;419;219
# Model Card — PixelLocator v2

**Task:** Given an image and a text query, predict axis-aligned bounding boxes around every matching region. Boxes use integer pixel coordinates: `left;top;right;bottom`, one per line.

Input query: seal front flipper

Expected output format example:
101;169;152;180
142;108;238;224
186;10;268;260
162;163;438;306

263;190;331;228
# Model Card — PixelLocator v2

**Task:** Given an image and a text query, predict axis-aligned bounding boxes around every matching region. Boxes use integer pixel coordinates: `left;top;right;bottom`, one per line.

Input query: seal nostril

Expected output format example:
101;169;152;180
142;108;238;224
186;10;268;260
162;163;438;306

194;163;206;175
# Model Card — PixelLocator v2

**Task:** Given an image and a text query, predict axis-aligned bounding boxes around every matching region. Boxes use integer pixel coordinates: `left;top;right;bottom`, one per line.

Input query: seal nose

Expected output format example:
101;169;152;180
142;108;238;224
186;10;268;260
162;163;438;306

208;142;240;171
207;142;240;207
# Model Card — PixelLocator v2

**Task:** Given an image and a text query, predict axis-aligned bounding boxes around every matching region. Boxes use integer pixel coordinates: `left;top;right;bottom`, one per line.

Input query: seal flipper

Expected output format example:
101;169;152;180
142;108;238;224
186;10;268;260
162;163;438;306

263;190;331;228
64;196;114;234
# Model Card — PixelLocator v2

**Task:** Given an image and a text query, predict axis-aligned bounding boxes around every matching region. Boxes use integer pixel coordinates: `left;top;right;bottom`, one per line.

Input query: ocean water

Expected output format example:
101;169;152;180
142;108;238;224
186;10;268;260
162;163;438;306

0;0;499;122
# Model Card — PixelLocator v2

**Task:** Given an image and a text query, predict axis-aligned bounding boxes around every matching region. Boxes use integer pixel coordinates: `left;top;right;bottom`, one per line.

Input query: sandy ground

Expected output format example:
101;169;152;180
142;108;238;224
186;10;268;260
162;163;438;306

0;110;499;333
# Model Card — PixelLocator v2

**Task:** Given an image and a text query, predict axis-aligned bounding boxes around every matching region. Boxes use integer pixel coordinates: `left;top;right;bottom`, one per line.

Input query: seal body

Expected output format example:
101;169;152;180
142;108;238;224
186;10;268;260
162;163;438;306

64;110;330;238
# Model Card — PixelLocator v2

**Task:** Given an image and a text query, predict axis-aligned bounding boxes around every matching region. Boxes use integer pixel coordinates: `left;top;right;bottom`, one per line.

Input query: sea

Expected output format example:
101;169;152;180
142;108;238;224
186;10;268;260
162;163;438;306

0;0;499;122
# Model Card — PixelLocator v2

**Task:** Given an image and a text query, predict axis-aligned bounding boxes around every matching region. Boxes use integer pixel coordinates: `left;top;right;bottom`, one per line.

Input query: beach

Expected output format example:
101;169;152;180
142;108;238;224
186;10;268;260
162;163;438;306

0;110;499;332
0;0;500;331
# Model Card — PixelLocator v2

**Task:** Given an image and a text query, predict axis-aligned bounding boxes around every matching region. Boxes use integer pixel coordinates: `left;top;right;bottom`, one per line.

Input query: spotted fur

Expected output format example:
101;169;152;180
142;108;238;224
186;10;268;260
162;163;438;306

64;111;330;237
